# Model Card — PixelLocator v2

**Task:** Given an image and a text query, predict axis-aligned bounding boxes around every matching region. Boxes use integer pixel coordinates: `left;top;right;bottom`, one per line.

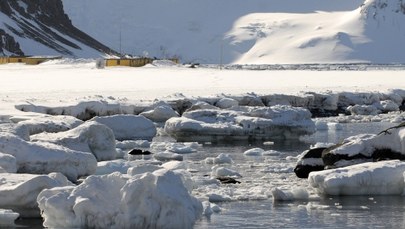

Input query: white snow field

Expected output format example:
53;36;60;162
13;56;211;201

0;59;404;227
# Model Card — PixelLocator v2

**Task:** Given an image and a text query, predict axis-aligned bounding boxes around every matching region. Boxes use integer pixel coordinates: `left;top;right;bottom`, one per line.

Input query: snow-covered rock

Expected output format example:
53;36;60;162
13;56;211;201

0;133;97;181
309;160;405;195
322;124;405;169
0;173;72;217
31;121;117;161
165;105;315;142
91;114;157;141
37;170;203;228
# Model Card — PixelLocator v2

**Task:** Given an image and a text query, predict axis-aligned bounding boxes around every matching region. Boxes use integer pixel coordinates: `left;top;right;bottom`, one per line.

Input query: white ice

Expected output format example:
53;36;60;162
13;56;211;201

309;160;405;195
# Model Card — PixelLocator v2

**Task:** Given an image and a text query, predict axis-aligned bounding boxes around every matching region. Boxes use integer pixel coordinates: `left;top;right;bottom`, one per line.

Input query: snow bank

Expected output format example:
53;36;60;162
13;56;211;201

0;173;72;217
309;160;405;195
0;133;97;181
31;121;117;161
165;105;315;142
92;114;157;141
37;170;203;228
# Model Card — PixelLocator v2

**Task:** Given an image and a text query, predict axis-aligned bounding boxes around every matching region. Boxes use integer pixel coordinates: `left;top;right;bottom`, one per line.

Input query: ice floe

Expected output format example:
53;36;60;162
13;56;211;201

91;114;157;141
37;170;203;228
31;121;117;161
309;160;405;195
0;132;97;181
165;105;315;142
0;173;72;217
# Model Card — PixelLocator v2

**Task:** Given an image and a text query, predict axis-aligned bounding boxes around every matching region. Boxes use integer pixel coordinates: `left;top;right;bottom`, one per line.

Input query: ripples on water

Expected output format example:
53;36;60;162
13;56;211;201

194;122;401;229
16;122;401;228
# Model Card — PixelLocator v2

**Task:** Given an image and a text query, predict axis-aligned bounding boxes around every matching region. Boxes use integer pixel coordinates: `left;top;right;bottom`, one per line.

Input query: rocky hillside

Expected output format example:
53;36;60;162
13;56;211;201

0;0;117;57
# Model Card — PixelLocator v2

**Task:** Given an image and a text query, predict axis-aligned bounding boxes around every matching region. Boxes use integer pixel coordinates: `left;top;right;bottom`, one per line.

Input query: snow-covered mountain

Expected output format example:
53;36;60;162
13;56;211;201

63;0;363;63
0;0;117;57
229;0;405;64
4;0;405;64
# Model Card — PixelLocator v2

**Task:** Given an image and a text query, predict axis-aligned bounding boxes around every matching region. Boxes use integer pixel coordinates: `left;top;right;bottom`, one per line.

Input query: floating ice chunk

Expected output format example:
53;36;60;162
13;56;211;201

347;105;379;115
140;102;179;122
31;121;116;161
186;101;219;112
315;120;328;131
166;142;200;154
208;193;232;202
161;161;188;170
215;98;238;109
327;122;342;130
127;164;162;176
244;147;265;156
91;114;156;141
271;187;309;201
0;209;19;227
165;106;315;142
37;170;202;229
0;133;97;181
211;166;241;178
115;140;150;149
309;160;405;195
95;159;159;175
154;151;183;161
0;173;72;217
205;153;233;164
16;115;83;136
0;153;17;173
262;150;281;156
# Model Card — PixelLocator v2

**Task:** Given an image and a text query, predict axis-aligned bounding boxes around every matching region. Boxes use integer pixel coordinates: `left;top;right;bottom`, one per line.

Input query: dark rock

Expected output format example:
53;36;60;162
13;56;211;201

294;147;326;178
216;176;241;184
0;0;118;56
128;149;152;155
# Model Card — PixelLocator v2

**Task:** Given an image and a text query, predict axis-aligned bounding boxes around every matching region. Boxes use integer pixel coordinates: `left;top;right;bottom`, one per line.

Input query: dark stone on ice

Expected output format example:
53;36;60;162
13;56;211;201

128;149;152;155
216;176;241;184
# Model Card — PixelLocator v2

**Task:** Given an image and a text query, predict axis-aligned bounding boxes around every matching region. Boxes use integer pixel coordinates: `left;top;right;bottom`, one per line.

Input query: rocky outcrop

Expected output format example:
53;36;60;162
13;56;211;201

0;29;24;56
0;0;117;56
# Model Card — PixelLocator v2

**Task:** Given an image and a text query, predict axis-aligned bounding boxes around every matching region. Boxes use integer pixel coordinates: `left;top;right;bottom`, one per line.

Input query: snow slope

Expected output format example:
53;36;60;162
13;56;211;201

230;0;405;64
63;0;363;63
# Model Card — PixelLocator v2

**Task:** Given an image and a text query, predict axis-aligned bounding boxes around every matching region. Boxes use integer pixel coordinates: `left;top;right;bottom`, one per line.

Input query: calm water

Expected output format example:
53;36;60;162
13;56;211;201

193;122;402;229
16;122;402;229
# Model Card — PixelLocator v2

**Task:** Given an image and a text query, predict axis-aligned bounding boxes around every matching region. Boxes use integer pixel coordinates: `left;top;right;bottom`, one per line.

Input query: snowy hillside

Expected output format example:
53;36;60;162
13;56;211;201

63;0;363;63
230;0;405;64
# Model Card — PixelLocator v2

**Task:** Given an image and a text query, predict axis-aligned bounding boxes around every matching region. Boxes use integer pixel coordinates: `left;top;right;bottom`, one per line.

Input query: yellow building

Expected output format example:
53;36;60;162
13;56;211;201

0;56;61;65
105;57;180;67
105;57;153;67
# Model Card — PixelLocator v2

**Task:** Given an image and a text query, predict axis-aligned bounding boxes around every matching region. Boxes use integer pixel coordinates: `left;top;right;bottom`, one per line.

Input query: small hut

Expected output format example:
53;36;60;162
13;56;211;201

105;57;154;67
0;56;61;65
